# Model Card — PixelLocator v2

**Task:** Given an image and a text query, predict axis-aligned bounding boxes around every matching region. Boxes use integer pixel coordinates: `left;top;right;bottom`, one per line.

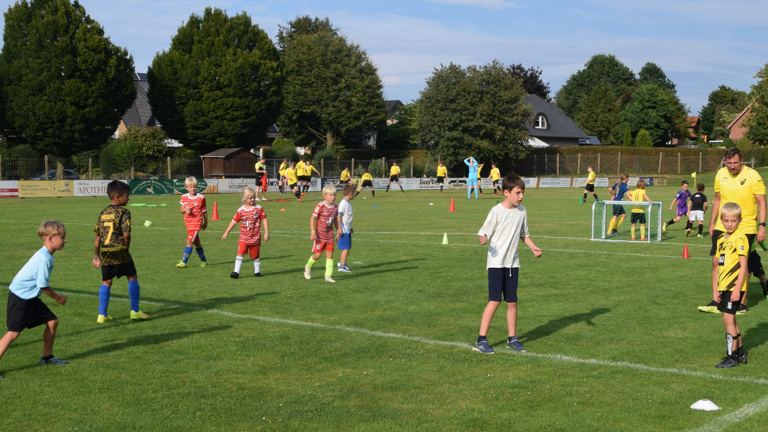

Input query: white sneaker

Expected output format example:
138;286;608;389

337;261;342;268
254;197;260;201
325;276;336;283
304;266;311;280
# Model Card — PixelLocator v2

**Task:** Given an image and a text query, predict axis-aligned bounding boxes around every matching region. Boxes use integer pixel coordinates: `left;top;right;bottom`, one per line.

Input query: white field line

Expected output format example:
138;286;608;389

60;291;768;388
688;394;768;432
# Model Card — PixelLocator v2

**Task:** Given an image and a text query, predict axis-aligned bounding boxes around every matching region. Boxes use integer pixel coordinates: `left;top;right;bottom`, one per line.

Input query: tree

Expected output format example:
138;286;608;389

637;62;675;92
635;129;652;147
148;7;282;154
377;103;418;150
276;16;337;51
622;124;632;147
622;84;676;146
745;64;768;146
417;61;531;165
507;64;551;101
700;85;749;138
119;126;169;158
278;18;386;150
0;0;135;157
574;80;622;145
555;54;636;118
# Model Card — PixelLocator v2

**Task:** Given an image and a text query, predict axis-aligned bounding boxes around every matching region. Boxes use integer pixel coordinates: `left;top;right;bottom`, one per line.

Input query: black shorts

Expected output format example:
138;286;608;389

585;183;595;192
630;213;646;224
492;180;499;187
255;173;264;182
436;176;445;185
487;267;519;302
6;292;57;332
299;175;311;182
101;260;137;281
718;290;745;315
338;179;350;184
612;205;626;217
389;175;399;182
361;180;373;188
288;182;297;190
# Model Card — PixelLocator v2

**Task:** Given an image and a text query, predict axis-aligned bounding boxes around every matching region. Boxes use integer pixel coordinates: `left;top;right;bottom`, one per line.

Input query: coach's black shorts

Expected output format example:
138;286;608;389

488;267;519;302
630;213;646;224
585;183;595;192
101;260;137;281
6;291;57;332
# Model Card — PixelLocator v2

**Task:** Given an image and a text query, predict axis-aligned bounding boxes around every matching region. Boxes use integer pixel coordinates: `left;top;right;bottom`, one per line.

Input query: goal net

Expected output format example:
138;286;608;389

591;201;663;242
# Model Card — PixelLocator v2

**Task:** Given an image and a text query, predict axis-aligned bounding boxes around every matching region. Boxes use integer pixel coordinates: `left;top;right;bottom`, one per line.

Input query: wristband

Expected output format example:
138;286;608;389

760;223;766;227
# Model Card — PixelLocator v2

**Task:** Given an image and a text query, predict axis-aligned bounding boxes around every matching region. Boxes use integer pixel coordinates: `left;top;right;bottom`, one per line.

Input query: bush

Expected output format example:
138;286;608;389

635;129;653;147
101;138;146;177
271;138;297;160
313;146;338;161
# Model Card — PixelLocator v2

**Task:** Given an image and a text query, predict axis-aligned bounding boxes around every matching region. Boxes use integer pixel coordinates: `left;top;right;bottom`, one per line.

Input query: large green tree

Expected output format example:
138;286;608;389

574;80;622;145
746;63;768;146
700;85;750;139
0;0;135;157
148;7;282;154
555;54;636;118
417;60;531;164
278;17;386;149
637;62;676;92
622;84;675;146
507;63;551;101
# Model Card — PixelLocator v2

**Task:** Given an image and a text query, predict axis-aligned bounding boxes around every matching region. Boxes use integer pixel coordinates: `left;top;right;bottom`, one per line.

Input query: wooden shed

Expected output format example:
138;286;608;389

200;148;258;178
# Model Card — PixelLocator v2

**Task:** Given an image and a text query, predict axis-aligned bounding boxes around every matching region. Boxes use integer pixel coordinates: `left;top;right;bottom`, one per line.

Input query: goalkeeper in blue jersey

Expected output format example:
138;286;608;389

607;173;629;236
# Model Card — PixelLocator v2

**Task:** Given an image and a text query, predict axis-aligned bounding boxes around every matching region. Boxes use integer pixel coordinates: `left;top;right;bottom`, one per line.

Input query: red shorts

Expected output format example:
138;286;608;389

187;229;200;243
312;241;334;253
237;242;261;259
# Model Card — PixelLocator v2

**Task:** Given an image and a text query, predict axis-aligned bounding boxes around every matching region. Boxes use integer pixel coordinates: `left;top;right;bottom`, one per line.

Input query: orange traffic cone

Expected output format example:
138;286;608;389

449;197;456;212
683;245;690;259
211;202;219;221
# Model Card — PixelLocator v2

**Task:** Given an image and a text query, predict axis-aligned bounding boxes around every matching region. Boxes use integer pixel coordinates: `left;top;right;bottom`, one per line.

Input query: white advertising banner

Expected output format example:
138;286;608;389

0;180;18;198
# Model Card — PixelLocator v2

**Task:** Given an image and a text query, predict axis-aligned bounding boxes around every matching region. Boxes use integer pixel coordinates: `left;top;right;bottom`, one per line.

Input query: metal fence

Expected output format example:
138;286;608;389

518;153;733;177
0;156;202;180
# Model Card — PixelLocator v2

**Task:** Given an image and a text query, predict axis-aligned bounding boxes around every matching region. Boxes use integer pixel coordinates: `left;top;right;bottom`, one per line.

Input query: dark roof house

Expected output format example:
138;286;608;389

525;94;589;147
117;73;159;134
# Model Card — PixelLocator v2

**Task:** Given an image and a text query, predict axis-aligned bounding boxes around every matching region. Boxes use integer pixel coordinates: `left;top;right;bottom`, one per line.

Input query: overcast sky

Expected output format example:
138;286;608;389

1;0;766;115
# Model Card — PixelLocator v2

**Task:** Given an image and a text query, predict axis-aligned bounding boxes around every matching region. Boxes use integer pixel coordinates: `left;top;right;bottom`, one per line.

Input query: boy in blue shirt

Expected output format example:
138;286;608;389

0;221;69;379
607;173;630;236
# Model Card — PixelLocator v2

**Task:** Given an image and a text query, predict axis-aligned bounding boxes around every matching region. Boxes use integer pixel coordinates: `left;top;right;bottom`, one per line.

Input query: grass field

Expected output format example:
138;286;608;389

2;174;768;431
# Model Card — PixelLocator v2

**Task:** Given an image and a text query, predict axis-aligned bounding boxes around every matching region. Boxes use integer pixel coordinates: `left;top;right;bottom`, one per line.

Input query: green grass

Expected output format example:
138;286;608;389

2;176;768;431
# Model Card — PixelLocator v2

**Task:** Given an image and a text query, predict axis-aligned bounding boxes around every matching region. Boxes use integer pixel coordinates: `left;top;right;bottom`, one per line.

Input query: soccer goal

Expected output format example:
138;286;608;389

591;201;663;242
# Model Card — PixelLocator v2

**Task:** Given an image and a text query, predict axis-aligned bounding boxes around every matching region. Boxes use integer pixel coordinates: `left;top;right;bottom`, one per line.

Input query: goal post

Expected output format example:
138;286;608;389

591;200;663;242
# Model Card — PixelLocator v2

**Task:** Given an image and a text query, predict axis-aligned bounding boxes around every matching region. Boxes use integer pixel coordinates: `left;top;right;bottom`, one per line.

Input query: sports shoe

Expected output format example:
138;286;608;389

324;276;336;283
737;304;747;315
230;272;239;279
662;222;668;232
631;237;636;240
262;199;269;202
640;237;647;241
255;273;263;277
472;339;494;354
176;261;187;269
338;265;351;273
254;197;260;201
297;198;302;202
698;300;721;314
304;266;312;280
506;337;526;352
716;356;739;369
697;234;702;238
686;229;691;237
130;310;149;320
738;351;748;365
96;314;112;324
200;261;209;268
39;355;68;366
337;261;342;268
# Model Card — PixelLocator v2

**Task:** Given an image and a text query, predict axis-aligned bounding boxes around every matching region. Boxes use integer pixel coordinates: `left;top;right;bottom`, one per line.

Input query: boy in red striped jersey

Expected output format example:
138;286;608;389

177;177;208;268
304;185;340;283
222;187;269;278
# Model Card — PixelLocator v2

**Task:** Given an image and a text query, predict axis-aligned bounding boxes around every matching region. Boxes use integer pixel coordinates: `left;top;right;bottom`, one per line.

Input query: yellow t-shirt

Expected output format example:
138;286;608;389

278;162;287;177
587;171;596;185
340;169;350;181
628;189;647;213
285;167;298;184
490;168;500;181
717;231;749;292
254;161;265;172
306;164;316;177
390;165;400;176
436;166;447;177
714;166;765;234
361;173;373;181
296;161;306;176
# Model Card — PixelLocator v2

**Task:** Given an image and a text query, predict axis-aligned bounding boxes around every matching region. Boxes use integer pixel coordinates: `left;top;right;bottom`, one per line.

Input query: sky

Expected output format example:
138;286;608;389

0;0;766;115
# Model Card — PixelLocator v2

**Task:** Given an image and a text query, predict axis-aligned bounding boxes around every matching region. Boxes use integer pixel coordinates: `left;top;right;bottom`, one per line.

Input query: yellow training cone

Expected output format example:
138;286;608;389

442;233;449;245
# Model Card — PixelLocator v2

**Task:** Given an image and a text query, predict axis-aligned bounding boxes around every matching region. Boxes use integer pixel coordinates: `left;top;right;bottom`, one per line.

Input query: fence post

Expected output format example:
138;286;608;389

0;155;2;180
617;151;621;174
131;157;135;180
545;154;548;175
598;153;601;173
351;158;355;176
556;153;560;176
410;156;414;178
699;152;702;173
382;157;386;176
321;159;325;177
658;152;662;174
578;153;581;174
166;157;171;179
678;153;681;174
89;158;93;179
44;155;49;180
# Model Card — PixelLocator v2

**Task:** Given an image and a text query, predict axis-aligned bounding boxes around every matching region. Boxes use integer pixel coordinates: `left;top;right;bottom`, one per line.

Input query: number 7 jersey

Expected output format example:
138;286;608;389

95;204;132;265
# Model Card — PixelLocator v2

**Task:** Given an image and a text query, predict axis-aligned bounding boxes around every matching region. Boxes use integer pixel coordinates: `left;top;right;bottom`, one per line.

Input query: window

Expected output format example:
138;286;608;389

534;113;548;129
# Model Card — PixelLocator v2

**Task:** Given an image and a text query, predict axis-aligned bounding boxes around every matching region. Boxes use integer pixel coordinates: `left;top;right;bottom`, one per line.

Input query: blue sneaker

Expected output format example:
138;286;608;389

472;339;494;354
506;337;526;352
338;264;351;273
39;355;68;366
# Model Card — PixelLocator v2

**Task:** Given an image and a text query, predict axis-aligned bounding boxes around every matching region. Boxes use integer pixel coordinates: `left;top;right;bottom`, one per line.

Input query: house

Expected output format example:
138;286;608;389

115;73;159;135
673;116;703;145
727;102;754;141
524;94;589;147
385;100;404;125
200;148;259;178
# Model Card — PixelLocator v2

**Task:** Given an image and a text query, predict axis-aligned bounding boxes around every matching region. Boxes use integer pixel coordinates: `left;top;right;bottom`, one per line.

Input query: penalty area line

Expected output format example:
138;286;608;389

63;290;768;388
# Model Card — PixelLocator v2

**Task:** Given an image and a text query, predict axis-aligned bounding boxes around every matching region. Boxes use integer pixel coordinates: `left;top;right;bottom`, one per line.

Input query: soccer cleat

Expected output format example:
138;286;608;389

716;356;739;369
297;198;302;202
200;261;209;268
337;261;342;268
739;351;748;365
230;272;239;279
304;266;312;280
506;337;526;352
130;310;149;320
39;355;68;366
472;339;494;354
325;276;336;283
631;237;636;240
301;193;306;196
255;273;263;277
254;197;260;201
338;265;351;273
737;304;747;315
698;300;721;314
96;314;112;324
686;229;691;237
697;234;702;238
662;223;668;232
176;261;187;269
640;237;647;241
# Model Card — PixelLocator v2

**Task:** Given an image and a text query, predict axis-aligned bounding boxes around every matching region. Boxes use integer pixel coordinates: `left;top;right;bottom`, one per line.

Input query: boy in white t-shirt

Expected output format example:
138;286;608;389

336;184;356;273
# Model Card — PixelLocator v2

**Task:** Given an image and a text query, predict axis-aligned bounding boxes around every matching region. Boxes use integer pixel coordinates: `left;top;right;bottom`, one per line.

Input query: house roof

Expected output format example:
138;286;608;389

525;94;587;139
200;148;258;159
728;101;755;130
385;100;404;118
687;116;700;127
121;78;157;129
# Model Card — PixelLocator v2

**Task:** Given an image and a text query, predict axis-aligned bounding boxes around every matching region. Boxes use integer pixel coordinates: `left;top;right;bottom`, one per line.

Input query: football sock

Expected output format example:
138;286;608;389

593;193;599;200
666;219;675;227
325;259;333;277
631;226;636;238
128;279;140;312
400;185;404;192
182;246;193;264
467;188;471;199
195;247;207;262
583;193;587;201
354;191;360;197
641;226;646;239
607;219;617;233
371;190;375;197
478;187;483;194
98;284;111;316
234;256;243;273
726;333;735;356
295;190;301;199
685;221;693;230
698;225;704;235
474;188;479;199
616;217;625;229
254;258;261;274
306;256;317;269
477;335;487;343
386;186;390;192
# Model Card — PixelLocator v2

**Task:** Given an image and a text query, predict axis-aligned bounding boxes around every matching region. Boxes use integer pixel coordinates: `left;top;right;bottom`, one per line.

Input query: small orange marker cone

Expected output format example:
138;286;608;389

449;197;456;212
211;202;219;221
683;245;690;259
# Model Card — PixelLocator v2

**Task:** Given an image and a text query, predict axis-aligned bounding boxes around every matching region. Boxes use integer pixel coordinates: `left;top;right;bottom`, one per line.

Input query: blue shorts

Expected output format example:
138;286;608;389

487;267;519;302
467;177;478;187
337;233;352;251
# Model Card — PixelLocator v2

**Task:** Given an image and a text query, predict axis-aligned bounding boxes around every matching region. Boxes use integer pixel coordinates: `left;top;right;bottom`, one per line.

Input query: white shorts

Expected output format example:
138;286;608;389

690;210;705;222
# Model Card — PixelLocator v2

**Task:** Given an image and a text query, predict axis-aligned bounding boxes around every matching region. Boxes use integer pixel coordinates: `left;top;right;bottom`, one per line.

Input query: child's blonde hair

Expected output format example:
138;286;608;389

322;184;337;195
636;179;646;189
721;202;742;219
38;220;66;238
241;187;256;203
185;176;197;187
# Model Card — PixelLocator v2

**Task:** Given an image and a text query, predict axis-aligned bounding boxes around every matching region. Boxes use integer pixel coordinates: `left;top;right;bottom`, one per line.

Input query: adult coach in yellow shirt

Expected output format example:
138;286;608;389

436;162;448;193
699;147;768;314
582;166;599;203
